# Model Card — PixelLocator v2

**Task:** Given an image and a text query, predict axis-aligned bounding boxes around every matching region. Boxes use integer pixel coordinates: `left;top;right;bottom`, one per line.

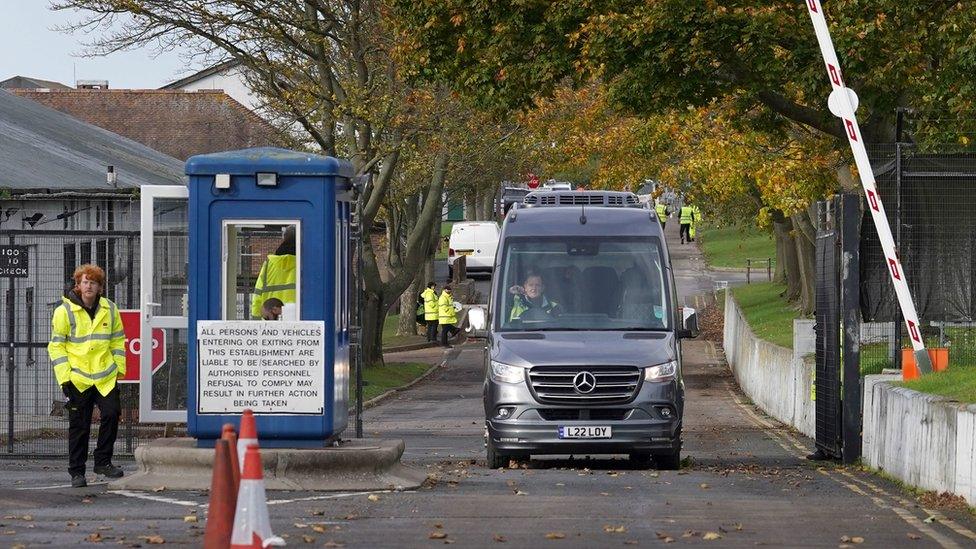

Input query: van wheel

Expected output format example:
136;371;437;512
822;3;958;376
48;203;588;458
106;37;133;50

628;453;654;469
654;448;681;470
486;439;511;469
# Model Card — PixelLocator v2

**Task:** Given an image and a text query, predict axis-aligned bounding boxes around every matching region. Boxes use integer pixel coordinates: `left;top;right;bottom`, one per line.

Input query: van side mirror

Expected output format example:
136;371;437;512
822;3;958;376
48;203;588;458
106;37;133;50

466;306;488;339
677;307;700;339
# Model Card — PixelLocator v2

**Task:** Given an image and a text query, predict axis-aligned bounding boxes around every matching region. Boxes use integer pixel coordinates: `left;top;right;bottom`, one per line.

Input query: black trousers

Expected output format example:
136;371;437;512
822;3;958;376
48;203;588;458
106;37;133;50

680;223;692;242
426;320;439;342
66;384;120;476
440;324;460;346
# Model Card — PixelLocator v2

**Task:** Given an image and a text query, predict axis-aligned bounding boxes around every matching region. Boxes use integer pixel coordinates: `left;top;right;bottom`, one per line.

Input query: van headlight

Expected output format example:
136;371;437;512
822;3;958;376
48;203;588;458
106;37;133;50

644;360;677;382
490;361;525;384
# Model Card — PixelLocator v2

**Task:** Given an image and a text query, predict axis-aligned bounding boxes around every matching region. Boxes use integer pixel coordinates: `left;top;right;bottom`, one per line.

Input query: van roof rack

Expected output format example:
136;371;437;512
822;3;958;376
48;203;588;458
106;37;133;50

522;190;643;208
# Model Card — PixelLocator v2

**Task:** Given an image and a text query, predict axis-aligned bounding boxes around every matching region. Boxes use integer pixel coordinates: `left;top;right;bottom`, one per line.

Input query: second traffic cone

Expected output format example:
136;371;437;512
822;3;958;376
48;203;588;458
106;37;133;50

237;409;257;474
230;444;284;549
203;439;236;549
221;423;241;492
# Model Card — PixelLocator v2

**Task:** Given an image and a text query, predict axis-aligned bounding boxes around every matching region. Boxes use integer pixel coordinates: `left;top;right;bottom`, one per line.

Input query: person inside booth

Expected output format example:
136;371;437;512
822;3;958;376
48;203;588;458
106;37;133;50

251;226;297;320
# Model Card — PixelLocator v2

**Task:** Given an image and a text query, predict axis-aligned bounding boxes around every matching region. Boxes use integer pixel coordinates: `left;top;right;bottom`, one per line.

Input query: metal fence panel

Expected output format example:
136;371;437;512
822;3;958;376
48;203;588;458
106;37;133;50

815;203;842;458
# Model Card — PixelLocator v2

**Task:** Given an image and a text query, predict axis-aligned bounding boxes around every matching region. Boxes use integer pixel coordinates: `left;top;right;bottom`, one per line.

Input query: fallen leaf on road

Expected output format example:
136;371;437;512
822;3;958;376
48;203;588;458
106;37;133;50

433;523;443;529
429;532;448;539
367;494;380;502
682;530;699;538
152;486;165;492
311;525;328;533
734;523;743;531
141;535;165;544
624;541;638;545
851;537;864;544
923;516;937;524
323;541;345;547
600;492;610;496
66;521;79;527
703;532;722;541
11;544;26;549
98;525;113;530
183;516;197;523
603;525;626;534
514;490;527;496
86;532;104;543
608;472;619;477
907;533;921;540
20;516;33;521
81;498;93;504
343;514;359;520
302;535;315;543
493;534;507;542
545;532;566;540
699;483;710;490
2;530;16;536
840;536;851;543
310;510;325;516
294;523;308;529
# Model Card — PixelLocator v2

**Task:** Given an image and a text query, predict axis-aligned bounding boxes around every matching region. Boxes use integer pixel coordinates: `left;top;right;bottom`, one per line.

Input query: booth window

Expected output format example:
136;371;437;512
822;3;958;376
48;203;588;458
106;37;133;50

222;221;300;321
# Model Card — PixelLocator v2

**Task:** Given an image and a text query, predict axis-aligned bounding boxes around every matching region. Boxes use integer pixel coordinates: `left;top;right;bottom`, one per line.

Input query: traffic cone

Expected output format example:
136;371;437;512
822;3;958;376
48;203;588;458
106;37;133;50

221;423;241;492
203;439;236;549
237;409;257;474
230;444;284;549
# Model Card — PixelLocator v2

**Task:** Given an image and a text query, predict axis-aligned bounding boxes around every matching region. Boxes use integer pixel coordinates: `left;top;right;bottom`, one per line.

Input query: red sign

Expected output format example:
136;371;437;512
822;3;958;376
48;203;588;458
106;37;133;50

118;310;167;384
527;173;540;189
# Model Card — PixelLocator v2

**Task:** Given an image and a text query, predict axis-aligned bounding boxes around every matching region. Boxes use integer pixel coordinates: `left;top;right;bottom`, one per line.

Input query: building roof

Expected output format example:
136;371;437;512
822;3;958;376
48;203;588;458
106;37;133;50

0;75;72;90
0;90;185;192
160;59;242;90
9;88;280;161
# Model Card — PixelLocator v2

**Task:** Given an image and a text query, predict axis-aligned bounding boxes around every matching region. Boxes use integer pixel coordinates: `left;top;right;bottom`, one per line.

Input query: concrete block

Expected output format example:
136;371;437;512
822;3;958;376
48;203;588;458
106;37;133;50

110;438;428;492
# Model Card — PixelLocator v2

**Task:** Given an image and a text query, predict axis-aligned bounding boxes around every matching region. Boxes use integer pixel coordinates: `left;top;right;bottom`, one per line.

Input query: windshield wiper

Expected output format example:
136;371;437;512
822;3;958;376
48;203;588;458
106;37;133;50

609;327;671;332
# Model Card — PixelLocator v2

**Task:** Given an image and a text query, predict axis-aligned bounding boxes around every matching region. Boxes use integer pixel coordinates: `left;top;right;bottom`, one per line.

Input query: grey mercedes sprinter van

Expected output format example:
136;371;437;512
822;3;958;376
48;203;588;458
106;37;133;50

466;190;698;469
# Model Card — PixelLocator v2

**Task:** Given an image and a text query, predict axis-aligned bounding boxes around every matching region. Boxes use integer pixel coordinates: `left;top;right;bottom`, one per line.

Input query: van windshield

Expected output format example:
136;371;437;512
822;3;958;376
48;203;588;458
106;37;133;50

495;237;671;331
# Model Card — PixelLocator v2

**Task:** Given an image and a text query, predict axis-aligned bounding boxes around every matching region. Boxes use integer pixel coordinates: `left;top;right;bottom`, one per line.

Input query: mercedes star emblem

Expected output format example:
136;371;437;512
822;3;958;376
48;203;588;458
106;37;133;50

573;371;597;394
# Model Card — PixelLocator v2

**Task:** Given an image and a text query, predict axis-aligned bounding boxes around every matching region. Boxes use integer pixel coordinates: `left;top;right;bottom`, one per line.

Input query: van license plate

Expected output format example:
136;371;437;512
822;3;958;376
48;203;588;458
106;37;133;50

558;426;611;439
458;250;473;256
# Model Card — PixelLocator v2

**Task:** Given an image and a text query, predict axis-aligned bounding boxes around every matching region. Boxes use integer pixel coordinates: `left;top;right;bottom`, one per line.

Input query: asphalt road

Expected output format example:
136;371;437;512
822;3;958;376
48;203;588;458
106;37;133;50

1;222;975;547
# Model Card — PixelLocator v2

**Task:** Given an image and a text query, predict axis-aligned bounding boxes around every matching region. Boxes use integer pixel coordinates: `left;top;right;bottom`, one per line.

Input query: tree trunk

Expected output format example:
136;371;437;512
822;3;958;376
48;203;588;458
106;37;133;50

791;208;818;315
361;292;385;368
465;192;477;221
772;213;800;300
397;275;420;336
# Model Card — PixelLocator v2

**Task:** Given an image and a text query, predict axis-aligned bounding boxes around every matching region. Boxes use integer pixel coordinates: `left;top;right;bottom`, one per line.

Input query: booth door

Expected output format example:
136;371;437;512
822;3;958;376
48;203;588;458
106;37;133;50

138;185;189;423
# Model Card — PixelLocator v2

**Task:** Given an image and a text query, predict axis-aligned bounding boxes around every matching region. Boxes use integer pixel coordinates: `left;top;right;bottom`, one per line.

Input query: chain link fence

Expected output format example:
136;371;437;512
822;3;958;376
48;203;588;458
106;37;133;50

860;143;976;375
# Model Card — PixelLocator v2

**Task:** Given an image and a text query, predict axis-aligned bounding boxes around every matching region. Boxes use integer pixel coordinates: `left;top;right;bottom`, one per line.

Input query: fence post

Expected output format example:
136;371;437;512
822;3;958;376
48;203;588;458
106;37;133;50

6;275;14;454
840;193;862;464
746;259;751;284
767;258;772;281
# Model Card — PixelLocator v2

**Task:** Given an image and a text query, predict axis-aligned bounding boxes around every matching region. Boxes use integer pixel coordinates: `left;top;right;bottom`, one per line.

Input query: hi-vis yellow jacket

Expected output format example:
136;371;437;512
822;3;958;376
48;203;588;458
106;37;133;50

250;254;297;319
48;295;126;396
438;291;457;325
421;287;439;321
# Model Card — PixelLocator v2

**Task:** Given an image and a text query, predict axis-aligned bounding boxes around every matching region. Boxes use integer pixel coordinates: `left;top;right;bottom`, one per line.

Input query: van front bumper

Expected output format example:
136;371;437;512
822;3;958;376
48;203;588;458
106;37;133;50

484;377;682;456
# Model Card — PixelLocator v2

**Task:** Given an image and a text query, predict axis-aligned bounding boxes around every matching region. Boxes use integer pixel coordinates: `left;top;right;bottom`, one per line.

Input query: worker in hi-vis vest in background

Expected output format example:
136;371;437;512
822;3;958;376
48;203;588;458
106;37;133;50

679;200;698;244
655;200;670;230
48;264;126;488
421;281;440;342
251;225;297;319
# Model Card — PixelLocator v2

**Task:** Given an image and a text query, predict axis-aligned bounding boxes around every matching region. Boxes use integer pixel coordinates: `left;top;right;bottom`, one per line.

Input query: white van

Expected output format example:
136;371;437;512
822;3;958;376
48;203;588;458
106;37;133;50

448;221;500;277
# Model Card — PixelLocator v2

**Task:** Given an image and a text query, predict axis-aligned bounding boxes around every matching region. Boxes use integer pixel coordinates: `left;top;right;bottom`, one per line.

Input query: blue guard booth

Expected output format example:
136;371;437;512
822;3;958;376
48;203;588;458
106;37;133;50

185;148;355;447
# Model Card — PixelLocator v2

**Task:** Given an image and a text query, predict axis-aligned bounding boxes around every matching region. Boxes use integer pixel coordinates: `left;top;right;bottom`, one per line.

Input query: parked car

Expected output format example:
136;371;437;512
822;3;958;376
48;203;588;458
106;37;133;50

448;221;500;278
466;190;698;469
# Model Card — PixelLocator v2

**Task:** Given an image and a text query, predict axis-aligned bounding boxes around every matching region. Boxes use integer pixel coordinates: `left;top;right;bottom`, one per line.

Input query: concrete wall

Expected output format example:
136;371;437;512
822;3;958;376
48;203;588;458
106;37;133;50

863;375;976;506
722;292;816;438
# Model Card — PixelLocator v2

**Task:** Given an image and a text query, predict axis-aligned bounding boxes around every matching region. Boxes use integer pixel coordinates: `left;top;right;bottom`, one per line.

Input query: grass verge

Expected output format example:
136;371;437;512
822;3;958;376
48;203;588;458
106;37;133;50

698;223;776;270
353;361;433;402
731;282;801;349
896;367;976;403
383;313;428;348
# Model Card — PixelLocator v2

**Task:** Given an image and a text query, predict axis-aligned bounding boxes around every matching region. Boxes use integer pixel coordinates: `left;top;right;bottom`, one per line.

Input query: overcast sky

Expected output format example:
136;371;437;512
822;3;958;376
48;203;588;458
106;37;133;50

1;1;195;88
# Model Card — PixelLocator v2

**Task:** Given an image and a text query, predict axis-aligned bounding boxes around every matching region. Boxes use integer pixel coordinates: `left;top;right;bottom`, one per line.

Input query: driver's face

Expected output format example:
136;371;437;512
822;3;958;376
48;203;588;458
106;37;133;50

524;276;543;299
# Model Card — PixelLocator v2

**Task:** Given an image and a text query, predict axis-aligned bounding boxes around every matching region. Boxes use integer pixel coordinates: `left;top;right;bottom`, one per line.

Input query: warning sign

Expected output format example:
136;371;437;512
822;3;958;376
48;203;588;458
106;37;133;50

196;320;326;415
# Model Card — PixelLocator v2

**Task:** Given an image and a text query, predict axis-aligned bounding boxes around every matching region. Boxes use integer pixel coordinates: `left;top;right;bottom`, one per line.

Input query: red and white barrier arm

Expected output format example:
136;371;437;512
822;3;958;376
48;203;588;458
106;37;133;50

805;0;932;373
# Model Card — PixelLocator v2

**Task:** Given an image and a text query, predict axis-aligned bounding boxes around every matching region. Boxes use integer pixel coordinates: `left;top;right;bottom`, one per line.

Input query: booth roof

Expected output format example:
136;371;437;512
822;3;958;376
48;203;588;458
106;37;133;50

185;147;355;178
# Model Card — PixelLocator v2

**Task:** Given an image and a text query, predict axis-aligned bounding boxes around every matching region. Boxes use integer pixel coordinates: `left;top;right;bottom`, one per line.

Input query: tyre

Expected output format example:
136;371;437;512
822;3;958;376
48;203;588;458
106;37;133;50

654;447;681;470
486;438;511;469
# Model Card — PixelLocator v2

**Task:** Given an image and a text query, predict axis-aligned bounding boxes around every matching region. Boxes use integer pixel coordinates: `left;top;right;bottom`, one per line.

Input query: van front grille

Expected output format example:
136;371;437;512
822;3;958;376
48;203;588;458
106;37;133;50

528;366;641;404
538;408;631;421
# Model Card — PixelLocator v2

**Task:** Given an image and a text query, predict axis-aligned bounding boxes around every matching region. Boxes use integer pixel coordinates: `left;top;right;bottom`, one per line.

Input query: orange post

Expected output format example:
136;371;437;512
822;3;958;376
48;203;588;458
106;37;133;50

901;348;949;380
221;423;240;492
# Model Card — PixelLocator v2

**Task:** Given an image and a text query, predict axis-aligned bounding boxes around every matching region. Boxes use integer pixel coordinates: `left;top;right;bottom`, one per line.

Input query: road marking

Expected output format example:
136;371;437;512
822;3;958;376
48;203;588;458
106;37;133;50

267;490;409;506
109;490;202;507
15;481;110;490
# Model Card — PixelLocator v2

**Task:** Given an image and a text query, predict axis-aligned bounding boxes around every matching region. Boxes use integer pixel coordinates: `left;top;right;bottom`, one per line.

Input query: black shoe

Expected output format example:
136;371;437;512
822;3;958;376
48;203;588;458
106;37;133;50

71;475;88;488
93;464;124;478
